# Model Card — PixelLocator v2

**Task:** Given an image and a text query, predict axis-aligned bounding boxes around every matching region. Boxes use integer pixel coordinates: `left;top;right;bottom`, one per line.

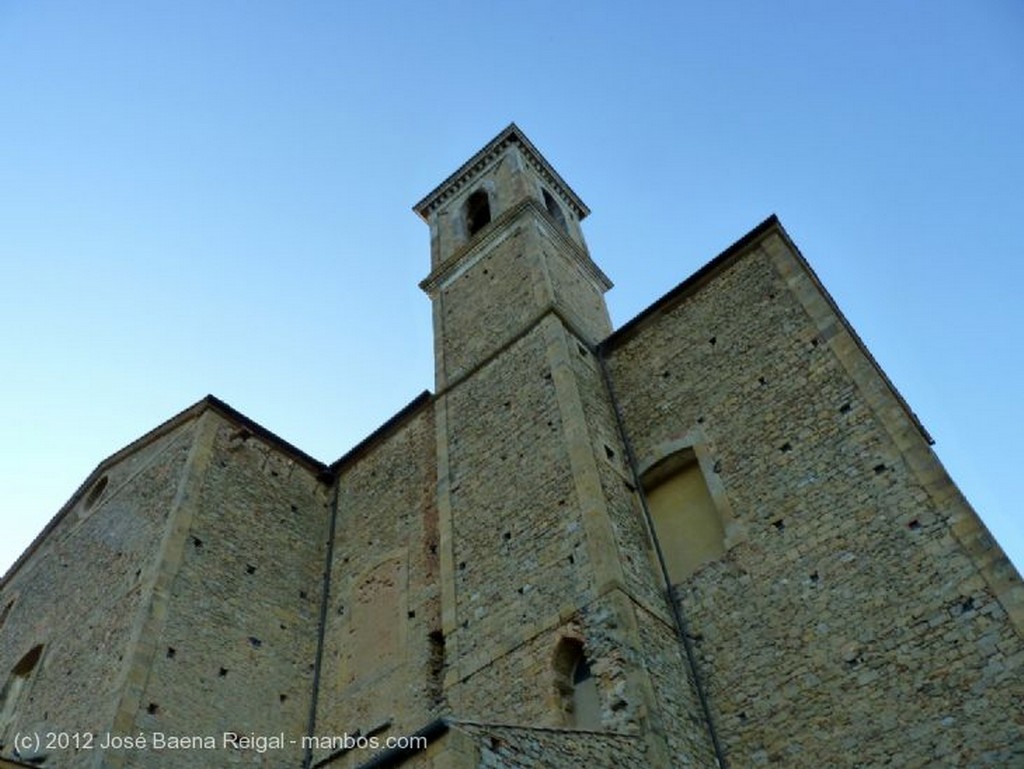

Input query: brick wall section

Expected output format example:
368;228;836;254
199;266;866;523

121;412;327;769
604;233;1024;767
0;421;196;769
314;404;439;765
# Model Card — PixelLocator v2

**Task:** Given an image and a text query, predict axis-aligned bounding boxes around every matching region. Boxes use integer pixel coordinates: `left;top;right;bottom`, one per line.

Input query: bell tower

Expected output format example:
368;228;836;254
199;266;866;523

415;124;613;390
414;126;718;767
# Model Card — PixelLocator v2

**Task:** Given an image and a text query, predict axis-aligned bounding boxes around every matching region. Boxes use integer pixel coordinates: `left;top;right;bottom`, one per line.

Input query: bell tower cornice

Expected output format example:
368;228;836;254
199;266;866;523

419;197;611;297
412;123;590;223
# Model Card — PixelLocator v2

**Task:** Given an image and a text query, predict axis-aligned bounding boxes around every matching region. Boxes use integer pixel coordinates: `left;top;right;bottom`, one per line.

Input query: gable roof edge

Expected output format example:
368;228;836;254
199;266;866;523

1;395;331;587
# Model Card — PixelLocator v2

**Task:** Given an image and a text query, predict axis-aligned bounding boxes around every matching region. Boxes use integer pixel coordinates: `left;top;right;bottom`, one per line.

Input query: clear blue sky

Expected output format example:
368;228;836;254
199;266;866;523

1;2;1021;577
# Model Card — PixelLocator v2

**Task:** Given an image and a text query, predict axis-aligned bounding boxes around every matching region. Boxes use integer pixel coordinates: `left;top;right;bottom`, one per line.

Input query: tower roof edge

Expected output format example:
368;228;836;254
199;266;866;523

412;123;590;221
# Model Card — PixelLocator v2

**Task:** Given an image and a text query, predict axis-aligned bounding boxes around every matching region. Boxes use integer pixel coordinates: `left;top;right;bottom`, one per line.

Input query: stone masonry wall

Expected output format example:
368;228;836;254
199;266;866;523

605;234;1024;767
428;145;529;271
567;333;665;613
119;412;328;769
442;324;593;685
455;720;648;769
542;239;611;346
437;315;715;766
0;420;197;769
631;604;718;767
314;403;439;767
436;223;539;386
447;593;637;732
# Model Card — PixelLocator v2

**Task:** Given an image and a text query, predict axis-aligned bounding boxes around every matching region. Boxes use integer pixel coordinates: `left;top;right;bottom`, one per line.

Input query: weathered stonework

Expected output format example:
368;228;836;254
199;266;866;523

1;125;1020;769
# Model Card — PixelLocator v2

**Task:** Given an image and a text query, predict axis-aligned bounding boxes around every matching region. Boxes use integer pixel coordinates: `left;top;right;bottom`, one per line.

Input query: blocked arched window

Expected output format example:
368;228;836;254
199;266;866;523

542;188;568;233
464;189;491;236
642;451;725;584
0;645;43;737
553;638;600;728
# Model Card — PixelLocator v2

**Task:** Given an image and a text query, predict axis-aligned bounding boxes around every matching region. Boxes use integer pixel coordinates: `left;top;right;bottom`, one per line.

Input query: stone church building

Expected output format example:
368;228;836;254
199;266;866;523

0;125;1020;768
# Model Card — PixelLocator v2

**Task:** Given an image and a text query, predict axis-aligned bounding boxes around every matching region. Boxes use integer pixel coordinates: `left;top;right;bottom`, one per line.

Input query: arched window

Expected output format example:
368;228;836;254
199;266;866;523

642;451;725;584
84;474;109;511
542;189;568;233
553;638;600;728
464;189;491;236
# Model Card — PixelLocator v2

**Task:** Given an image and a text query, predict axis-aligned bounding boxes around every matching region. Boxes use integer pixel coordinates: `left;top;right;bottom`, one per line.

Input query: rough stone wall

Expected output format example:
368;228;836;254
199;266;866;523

0;420;197;769
314;403;439;766
448;593;638;731
454;720;647;768
566;333;664;611
441;324;592;679
542;239;611;346
436;314;715;766
631;605;718;767
335;720;650;769
434;223;539;386
120;412;328;769
605;232;1024;767
561;304;716;766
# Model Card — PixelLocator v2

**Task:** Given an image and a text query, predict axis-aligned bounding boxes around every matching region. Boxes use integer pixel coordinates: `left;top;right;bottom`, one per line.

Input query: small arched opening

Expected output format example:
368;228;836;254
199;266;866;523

542;188;568;233
553;637;600;729
464;189;492;236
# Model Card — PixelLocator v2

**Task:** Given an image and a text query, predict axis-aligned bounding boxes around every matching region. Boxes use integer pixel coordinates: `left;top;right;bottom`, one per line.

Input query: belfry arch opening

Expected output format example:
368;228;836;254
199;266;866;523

542;188;568;233
464;189;491;236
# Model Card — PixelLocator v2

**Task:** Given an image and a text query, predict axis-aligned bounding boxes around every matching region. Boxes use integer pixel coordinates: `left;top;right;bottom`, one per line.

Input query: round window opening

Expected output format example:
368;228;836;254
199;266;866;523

84;475;109;511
